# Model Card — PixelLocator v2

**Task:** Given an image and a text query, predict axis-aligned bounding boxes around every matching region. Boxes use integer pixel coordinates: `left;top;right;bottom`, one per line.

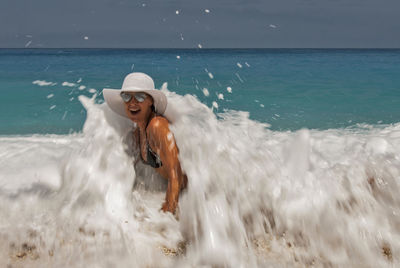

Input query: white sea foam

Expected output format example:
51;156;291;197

32;80;56;86
235;72;244;82
62;111;68;120
0;90;400;267
62;82;77;87
212;101;218;109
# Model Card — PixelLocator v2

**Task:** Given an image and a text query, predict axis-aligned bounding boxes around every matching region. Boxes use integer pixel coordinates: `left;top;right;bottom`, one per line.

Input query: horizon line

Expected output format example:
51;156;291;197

1;47;400;50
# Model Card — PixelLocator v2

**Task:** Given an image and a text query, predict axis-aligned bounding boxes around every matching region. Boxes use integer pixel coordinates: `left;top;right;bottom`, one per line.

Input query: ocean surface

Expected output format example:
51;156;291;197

1;49;400;134
1;49;400;267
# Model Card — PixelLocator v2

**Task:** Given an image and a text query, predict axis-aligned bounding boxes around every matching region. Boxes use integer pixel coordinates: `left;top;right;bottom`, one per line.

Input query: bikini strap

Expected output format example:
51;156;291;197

146;144;162;168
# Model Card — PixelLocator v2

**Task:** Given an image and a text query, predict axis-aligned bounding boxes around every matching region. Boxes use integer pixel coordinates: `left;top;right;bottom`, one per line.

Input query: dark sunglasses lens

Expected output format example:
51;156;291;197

134;93;146;103
120;92;132;102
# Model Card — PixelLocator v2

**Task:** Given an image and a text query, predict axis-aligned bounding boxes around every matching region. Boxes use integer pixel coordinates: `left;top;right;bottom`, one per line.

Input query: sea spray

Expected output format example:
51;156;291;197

55;95;136;224
0;95;181;267
0;91;400;266
168;88;400;267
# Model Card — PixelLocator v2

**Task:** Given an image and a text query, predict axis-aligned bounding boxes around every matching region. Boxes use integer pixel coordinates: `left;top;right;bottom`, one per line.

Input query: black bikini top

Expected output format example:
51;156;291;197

144;144;162;168
137;115;163;168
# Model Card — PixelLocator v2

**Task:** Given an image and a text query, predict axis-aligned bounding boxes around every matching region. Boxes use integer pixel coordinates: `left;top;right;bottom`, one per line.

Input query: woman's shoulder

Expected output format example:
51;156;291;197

147;116;170;137
148;116;169;129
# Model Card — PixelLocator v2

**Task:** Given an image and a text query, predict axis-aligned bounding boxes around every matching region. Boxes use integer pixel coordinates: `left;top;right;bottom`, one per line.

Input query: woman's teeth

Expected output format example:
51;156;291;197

129;108;140;115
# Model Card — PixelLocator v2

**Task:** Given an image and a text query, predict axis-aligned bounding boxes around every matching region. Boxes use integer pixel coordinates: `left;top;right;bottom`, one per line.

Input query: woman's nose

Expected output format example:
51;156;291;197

129;96;139;104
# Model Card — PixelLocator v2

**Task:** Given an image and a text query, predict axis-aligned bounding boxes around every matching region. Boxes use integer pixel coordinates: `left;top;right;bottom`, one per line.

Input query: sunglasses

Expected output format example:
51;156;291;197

120;92;147;103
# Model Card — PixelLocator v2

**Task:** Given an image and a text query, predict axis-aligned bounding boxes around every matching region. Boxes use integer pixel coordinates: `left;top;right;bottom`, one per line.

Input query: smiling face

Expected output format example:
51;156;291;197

122;92;154;123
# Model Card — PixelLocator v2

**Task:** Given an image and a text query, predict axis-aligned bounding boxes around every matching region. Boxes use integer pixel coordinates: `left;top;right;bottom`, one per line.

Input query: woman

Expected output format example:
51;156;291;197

103;72;187;213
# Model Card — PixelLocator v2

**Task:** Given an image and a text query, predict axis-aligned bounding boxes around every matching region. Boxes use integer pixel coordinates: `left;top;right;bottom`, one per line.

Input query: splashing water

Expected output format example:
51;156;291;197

0;87;400;267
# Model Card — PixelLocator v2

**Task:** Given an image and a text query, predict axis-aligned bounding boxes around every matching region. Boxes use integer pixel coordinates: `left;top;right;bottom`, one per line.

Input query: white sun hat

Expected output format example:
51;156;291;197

103;72;168;118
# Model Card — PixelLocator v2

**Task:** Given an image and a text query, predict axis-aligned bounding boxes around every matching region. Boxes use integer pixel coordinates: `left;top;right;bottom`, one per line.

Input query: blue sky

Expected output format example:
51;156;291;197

1;0;399;48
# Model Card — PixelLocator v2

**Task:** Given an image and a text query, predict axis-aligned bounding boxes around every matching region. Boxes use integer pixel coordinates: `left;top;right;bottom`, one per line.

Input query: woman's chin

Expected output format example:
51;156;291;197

128;116;140;122
127;115;146;124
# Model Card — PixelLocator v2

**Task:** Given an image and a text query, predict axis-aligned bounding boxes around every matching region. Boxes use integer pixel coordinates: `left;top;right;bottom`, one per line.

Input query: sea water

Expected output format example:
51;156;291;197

1;49;400;133
0;49;400;267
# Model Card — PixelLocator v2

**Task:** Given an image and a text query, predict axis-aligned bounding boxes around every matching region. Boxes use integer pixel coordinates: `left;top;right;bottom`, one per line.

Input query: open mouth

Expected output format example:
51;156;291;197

129;107;141;115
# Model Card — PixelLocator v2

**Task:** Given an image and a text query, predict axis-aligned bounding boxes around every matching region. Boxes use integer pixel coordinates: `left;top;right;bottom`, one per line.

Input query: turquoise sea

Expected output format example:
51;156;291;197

1;48;400;134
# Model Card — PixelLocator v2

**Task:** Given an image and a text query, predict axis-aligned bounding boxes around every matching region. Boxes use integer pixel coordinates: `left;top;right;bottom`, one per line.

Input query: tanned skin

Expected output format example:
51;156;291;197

123;92;187;213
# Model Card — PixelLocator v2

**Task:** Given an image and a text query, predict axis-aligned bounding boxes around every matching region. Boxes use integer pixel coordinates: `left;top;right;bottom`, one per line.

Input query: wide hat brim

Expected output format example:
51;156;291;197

103;86;168;118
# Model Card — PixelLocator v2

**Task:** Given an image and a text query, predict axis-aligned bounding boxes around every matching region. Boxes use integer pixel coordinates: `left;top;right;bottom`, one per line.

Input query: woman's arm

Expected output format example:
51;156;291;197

146;117;187;213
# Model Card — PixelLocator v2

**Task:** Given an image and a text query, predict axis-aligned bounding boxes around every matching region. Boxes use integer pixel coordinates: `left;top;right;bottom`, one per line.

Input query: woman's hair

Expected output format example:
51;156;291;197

151;104;156;113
